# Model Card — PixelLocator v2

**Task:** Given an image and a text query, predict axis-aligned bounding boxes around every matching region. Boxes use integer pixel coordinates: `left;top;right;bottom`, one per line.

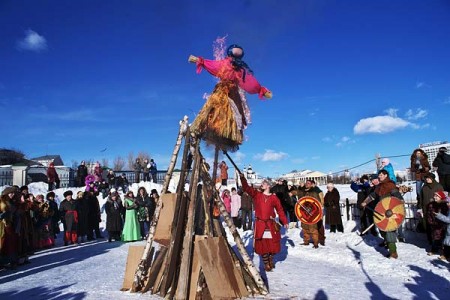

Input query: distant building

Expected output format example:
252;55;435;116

30;155;64;167
281;170;327;185
419;141;450;165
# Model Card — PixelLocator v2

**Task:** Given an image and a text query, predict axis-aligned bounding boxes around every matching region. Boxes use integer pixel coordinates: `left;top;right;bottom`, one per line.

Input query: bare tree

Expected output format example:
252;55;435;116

127;152;135;170
71;160;79;170
137;151;151;163
113;156;125;171
102;158;109;169
0;148;25;165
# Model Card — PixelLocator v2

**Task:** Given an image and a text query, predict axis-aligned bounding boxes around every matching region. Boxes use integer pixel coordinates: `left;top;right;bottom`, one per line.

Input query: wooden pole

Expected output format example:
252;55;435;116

159;127;192;297
212;146;219;185
162;115;189;194
174;138;202;299
130;116;188;292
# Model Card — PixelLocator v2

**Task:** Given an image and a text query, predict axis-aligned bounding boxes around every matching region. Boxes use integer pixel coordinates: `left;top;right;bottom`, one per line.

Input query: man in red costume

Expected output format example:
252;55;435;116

239;173;288;271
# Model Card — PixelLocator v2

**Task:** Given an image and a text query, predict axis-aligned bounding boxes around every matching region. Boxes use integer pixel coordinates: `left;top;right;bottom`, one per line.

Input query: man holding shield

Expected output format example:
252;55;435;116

361;169;404;259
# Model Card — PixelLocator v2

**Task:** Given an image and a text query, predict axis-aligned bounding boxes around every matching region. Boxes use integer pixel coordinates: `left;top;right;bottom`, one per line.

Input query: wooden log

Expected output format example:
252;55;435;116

212;146;219;185
159;128;192;297
142;246;168;293
174;139;202;299
162;115;188;194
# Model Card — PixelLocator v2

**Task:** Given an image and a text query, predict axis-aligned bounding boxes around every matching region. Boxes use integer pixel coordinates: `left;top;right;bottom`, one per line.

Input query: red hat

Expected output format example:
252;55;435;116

435;191;447;200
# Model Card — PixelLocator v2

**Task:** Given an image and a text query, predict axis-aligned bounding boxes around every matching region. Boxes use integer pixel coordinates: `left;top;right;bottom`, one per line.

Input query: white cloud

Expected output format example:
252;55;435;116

254;149;288;162
322;137;332;142
17;29;47;52
416;81;431;89
405;108;427;120
341;136;350;142
384;108;398;117
353;115;410;134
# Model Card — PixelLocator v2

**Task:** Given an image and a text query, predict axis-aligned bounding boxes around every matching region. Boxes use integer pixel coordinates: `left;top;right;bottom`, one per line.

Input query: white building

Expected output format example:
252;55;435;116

419;141;449;165
281;169;328;185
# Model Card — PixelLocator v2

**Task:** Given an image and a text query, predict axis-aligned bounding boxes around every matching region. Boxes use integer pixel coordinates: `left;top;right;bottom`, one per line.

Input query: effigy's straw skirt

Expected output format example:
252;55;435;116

191;81;247;152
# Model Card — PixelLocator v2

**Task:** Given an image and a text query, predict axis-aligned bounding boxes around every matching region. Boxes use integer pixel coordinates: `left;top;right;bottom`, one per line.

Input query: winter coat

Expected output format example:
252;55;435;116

107;172;116;185
410;149;431;181
240;192;253;210
94;165;103;181
426;201;449;241
420;180;444;211
84;191;101;229
134;162;142;172
77;165;88;185
136;193;155;222
59;199;78;232
48;200;60;234
324;188;343;226
241;177;287;255
150;161;157;175
433;152;450;176
47;166;59;183
230;193;241;218
105;197;123;232
221;191;231;213
382;163;397;183
435;212;450;246
219;162;228;180
76;196;90;236
270;183;292;209
351;181;371;209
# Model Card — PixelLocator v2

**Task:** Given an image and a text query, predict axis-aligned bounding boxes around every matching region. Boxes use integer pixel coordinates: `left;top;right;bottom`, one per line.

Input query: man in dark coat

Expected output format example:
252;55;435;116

84;188;103;240
432;147;450;193
324;183;343;233
46;192;60;238
105;192;124;242
59;191;78;246
77;161;88;188
134;158;142;183
240;190;253;231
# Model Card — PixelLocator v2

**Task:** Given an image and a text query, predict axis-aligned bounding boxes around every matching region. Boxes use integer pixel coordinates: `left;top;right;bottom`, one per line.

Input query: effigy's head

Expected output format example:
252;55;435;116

227;44;244;59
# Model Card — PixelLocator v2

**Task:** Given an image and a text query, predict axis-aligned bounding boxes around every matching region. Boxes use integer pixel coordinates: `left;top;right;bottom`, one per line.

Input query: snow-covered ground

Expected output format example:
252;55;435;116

1;183;449;299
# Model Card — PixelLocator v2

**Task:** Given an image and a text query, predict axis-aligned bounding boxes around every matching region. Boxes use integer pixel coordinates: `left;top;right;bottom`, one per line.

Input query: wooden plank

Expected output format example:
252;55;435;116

154;193;177;247
142;246;168;293
188;235;208;299
120;245;145;291
195;237;247;299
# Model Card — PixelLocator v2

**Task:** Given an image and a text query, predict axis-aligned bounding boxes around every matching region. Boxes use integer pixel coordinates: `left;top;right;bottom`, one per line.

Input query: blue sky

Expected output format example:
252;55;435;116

1;0;449;178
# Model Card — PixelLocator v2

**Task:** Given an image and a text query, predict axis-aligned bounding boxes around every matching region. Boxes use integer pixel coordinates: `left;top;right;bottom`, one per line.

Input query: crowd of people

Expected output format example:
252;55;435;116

2;147;450;272
0;173;159;271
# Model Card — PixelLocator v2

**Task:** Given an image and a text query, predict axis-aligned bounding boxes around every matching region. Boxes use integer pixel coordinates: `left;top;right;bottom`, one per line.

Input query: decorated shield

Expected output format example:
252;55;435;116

373;196;405;232
295;196;323;225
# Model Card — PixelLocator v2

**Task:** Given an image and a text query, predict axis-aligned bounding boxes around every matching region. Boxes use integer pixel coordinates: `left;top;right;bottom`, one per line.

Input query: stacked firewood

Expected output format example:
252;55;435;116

121;117;268;299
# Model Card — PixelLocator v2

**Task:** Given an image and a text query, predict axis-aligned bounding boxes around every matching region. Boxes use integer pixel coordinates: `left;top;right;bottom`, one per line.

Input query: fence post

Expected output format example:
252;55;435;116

346;198;350;220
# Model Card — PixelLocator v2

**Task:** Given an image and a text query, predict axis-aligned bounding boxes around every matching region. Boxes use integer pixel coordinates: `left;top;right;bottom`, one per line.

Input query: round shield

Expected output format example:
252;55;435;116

373;196;405;232
295;196;323;225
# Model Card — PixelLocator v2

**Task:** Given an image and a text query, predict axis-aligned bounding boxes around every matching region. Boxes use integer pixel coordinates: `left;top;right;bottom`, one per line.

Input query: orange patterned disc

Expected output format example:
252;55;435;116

295;196;323;225
373;196;405;232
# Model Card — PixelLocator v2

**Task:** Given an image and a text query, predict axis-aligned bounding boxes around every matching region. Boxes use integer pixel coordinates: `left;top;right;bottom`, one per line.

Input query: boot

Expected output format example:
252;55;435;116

269;255;275;269
389;252;398;259
262;254;272;272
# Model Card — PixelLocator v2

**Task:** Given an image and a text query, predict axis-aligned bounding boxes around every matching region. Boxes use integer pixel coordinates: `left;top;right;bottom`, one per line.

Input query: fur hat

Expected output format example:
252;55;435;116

439;147;448;152
63;190;73;198
423;173;436;180
46;191;55;200
1;186;17;196
151;189;158;195
435;191;447;200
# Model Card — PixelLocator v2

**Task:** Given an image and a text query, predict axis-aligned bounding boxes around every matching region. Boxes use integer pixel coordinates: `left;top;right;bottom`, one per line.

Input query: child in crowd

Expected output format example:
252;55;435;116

434;191;450;262
426;191;449;256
